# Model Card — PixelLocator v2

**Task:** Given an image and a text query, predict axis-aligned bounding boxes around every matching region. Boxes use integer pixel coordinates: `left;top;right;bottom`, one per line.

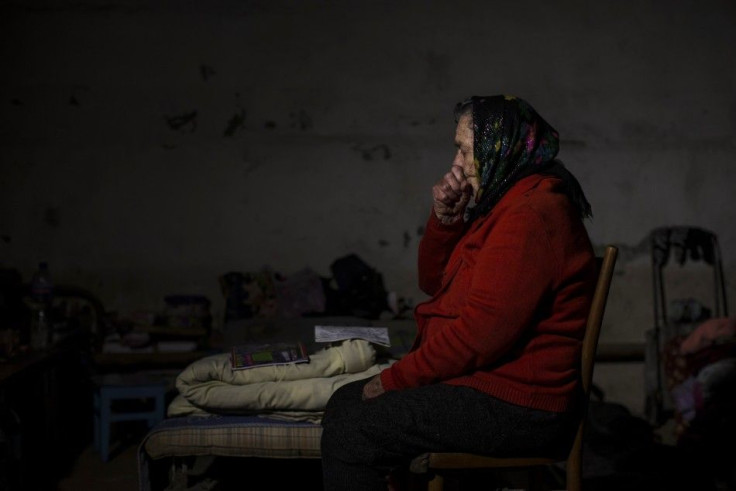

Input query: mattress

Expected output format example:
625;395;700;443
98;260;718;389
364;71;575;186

141;414;322;460
138;414;322;491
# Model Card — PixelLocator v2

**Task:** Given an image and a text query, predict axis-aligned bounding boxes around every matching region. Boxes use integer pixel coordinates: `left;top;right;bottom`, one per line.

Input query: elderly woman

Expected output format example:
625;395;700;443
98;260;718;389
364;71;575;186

321;95;597;491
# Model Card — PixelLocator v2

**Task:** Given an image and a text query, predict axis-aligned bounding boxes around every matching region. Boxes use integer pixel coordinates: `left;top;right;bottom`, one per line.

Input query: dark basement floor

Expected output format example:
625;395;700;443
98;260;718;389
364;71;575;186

55;418;735;491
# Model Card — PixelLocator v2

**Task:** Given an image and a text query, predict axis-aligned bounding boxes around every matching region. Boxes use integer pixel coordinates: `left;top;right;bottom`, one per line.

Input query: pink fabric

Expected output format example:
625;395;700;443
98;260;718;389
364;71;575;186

680;317;736;355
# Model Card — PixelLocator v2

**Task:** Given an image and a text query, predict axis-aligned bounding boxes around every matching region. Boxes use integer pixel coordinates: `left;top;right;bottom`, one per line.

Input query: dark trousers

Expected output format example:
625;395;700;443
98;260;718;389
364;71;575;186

320;378;577;491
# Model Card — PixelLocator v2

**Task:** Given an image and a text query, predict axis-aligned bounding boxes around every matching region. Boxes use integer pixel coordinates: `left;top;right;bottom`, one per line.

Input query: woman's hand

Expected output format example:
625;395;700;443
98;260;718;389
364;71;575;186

432;164;472;225
362;374;385;400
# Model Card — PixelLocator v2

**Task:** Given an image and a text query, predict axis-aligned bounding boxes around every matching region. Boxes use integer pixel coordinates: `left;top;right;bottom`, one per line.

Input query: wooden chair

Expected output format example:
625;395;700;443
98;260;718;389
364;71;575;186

409;245;619;491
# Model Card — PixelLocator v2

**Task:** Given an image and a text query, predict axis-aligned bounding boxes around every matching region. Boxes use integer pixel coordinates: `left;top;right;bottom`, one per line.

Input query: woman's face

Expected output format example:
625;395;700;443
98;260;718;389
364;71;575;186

453;113;479;196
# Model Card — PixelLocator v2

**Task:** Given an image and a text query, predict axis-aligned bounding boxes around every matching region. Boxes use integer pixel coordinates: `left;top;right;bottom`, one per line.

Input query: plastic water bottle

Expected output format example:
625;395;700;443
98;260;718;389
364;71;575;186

29;262;53;350
30;262;53;305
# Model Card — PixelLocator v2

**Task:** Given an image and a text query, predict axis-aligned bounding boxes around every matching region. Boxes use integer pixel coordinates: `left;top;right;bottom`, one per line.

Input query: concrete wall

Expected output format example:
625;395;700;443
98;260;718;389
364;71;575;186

2;0;735;412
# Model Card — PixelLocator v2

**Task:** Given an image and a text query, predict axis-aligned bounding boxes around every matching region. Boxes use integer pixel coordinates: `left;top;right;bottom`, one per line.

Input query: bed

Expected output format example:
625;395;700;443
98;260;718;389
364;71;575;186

137;316;416;491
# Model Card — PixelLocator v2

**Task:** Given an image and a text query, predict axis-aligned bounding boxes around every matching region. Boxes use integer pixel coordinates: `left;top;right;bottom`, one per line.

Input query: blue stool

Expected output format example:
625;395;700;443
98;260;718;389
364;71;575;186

92;372;170;462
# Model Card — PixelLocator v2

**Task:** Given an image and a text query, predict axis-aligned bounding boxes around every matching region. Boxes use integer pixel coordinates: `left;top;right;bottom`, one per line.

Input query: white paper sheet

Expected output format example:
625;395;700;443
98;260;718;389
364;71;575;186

314;325;391;347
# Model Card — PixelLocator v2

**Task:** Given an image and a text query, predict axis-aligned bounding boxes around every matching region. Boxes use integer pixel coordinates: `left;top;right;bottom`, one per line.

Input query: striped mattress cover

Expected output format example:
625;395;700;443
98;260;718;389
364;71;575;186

138;414;322;490
141;414;322;459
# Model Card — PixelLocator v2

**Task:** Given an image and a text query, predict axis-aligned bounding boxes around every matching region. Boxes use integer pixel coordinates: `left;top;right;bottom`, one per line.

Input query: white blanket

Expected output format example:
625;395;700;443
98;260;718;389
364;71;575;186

168;339;388;418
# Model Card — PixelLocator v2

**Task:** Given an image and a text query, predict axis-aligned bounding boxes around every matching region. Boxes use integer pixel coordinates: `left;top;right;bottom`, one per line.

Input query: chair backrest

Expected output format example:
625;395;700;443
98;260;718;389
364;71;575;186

582;245;619;396
565;244;618;488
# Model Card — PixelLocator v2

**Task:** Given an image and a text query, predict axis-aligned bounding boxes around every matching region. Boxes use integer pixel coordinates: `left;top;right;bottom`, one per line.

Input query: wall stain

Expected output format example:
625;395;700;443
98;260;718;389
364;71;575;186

200;64;215;81
166;111;197;133
1;235;10;243
403;231;411;248
11;98;22;106
594;236;650;268
68;86;89;107
289;109;312;130
224;109;246;137
353;144;391;161
378;239;389;247
417;225;425;236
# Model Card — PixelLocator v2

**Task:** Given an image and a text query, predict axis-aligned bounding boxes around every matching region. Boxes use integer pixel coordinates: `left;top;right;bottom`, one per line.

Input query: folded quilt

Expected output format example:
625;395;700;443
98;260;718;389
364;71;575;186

170;339;387;417
167;364;386;419
166;397;326;423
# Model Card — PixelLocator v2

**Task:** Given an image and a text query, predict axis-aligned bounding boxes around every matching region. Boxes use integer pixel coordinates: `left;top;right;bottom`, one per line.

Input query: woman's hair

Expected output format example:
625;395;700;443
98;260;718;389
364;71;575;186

456;95;592;221
454;98;474;125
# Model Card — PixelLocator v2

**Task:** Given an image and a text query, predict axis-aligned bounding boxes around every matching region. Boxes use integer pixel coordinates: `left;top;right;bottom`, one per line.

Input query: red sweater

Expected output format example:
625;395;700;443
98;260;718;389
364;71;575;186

381;174;597;412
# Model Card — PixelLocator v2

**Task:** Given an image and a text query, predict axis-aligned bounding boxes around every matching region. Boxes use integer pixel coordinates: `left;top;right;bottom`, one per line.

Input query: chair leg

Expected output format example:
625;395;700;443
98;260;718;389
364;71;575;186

427;474;444;491
567;457;582;491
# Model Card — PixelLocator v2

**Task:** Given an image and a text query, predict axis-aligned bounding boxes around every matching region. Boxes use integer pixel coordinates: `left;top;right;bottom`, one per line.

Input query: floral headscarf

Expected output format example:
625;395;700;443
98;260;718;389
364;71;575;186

455;95;592;221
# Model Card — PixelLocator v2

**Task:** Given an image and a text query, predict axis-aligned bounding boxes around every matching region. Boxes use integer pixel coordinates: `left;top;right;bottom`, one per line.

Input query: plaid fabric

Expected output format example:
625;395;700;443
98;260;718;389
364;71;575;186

142;415;322;460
